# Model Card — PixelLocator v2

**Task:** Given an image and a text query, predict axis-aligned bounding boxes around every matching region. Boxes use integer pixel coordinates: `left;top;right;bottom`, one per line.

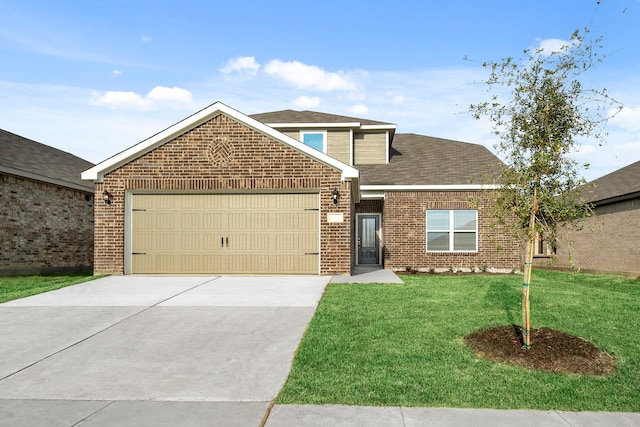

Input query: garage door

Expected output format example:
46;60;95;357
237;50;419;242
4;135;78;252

131;193;319;274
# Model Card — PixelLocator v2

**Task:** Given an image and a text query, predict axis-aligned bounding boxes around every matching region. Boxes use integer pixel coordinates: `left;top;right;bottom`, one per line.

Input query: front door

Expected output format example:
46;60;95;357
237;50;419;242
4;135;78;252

357;214;380;265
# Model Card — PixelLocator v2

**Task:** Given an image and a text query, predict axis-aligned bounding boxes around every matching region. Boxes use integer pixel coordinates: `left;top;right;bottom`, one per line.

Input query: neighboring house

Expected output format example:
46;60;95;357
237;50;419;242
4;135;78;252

552;160;640;276
0;129;95;275
82;102;520;275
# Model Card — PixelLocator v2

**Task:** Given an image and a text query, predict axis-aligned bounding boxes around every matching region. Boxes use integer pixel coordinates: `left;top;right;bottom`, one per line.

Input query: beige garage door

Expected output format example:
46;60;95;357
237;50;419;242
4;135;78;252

131;193;319;274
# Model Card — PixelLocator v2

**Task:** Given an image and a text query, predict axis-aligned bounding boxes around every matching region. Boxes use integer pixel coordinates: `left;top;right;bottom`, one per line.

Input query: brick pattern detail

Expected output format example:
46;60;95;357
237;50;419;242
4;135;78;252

551;198;640;276
94;113;351;275
0;173;94;275
356;199;383;214
382;191;520;271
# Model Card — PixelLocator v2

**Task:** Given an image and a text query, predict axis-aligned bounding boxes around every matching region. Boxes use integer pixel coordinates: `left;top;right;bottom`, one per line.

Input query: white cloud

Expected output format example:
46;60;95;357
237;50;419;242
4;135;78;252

147;86;193;103
91;86;193;111
91;90;149;110
264;60;356;91
112;69;122;76
292;96;320;109
220;56;260;76
348;104;369;115
609;106;640;132
535;38;575;56
141;34;152;42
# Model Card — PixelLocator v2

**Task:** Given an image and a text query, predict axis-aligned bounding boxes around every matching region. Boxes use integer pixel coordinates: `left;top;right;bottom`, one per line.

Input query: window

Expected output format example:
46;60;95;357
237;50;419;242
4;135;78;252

534;233;556;257
426;210;477;252
300;131;326;153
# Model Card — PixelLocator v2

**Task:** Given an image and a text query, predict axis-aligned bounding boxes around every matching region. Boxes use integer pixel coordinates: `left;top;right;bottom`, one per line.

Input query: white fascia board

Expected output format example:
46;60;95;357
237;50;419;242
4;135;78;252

360;184;501;191
81;102;359;182
360;190;385;199
360;124;397;131
266;122;361;129
1;165;93;192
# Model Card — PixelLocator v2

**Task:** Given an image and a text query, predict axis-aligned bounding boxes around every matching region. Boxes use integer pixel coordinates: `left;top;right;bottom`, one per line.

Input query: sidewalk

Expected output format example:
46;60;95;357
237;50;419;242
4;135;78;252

264;405;640;427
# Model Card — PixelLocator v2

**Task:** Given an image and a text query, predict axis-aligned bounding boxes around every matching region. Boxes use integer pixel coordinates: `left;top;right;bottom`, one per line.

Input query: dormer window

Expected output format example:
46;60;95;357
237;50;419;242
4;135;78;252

300;131;327;153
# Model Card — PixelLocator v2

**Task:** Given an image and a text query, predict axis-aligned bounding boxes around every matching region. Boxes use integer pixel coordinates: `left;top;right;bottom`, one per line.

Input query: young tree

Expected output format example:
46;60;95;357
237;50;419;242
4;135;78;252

469;27;621;349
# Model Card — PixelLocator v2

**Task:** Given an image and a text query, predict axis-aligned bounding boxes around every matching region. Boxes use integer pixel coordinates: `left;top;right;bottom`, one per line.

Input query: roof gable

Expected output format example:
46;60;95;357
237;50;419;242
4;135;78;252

0;129;94;191
82;102;359;182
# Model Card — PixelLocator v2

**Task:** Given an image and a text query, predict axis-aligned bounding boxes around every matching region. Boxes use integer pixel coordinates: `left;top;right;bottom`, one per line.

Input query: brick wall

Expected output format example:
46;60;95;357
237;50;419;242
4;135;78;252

0;173;94;275
95;113;351;275
356;199;383;214
551;198;640;276
382;191;520;272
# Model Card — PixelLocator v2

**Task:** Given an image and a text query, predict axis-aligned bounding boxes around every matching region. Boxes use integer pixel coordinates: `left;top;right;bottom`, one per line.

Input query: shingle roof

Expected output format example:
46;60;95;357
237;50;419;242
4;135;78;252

0;129;94;191
250;110;393;126
585;160;640;204
357;133;504;185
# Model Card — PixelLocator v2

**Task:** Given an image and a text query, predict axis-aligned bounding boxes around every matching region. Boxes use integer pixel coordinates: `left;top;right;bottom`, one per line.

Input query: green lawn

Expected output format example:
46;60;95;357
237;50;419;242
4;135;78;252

0;273;100;304
277;270;640;411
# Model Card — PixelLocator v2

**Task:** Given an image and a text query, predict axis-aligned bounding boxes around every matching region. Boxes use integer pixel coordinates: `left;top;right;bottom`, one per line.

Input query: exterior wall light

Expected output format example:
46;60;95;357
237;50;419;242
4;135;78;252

332;188;340;205
102;190;113;205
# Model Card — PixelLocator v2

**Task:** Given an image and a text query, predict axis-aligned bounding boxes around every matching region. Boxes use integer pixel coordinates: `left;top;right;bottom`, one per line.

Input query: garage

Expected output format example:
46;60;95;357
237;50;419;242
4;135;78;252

130;193;319;274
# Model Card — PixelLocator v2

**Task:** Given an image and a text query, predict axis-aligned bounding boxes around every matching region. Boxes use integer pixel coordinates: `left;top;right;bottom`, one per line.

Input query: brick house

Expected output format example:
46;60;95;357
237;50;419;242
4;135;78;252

0;129;95;275
82;102;520;275
552;160;640;276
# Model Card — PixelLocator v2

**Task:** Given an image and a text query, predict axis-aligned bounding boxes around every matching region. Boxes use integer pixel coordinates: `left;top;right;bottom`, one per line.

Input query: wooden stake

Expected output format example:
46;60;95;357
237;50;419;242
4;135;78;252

522;186;537;349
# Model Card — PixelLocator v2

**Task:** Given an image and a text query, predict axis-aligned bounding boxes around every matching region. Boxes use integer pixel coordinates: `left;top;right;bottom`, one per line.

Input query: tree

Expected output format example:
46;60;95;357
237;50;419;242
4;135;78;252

469;27;621;349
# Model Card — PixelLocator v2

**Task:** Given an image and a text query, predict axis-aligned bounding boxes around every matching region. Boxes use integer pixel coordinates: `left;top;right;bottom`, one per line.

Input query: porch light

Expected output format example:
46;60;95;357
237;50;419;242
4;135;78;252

332;188;340;205
102;190;112;205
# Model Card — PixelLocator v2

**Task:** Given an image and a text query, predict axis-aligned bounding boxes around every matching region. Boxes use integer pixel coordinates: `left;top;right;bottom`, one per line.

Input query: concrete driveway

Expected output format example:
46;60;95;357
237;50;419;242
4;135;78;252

0;275;330;426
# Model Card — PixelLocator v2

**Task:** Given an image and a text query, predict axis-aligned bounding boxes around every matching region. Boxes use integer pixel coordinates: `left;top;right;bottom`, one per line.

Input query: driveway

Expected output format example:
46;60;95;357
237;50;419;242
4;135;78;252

0;275;330;426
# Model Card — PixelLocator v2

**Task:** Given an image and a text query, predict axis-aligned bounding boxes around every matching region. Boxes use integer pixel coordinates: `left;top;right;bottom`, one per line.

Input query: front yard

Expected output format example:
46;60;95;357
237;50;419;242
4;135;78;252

277;270;640;411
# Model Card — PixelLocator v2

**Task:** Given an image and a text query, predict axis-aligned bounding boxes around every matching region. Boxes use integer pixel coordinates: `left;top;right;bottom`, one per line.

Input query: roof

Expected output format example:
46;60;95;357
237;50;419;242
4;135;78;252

357;133;504;186
0;129;94;191
82;102;359;182
249;110;395;128
585;160;640;204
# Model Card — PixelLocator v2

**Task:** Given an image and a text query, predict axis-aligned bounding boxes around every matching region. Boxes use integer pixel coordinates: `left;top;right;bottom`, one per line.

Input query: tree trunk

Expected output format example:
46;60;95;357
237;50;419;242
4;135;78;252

522;187;537;349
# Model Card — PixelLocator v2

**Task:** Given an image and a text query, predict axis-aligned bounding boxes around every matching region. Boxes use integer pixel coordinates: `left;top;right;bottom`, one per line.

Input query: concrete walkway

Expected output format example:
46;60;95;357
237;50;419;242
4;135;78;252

331;265;404;284
1;272;638;426
264;405;640;426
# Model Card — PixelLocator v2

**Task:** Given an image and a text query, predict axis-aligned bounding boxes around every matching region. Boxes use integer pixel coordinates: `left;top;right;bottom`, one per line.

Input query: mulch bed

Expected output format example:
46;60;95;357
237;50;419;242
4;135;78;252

464;325;616;376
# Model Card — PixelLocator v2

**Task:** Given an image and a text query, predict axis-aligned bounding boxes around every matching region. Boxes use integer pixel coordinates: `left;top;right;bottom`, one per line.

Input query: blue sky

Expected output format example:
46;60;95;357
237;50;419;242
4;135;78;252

1;0;639;181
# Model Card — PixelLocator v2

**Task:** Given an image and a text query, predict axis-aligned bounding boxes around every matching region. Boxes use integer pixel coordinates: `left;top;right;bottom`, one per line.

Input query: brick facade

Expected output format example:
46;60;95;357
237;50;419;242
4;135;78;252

382;191;520;272
94;113;351;275
551;198;640;276
1;173;94;275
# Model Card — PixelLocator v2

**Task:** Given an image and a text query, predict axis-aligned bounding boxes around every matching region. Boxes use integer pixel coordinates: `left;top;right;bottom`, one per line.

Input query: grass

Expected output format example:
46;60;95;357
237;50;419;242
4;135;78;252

0;273;100;304
277;270;640;411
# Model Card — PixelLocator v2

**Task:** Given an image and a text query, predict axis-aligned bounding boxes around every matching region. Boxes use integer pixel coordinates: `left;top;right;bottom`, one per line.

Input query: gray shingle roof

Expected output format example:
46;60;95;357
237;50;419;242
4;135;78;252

585;160;640;204
250;110;393;126
357;133;504;185
0;129;94;191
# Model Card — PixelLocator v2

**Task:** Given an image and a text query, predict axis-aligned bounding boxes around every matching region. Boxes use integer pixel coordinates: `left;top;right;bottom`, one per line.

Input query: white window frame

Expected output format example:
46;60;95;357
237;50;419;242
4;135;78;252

426;210;478;253
300;130;327;153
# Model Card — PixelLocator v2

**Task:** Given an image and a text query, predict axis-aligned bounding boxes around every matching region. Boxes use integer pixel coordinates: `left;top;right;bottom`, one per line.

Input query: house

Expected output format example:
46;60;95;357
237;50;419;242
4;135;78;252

82;102;521;275
0;129;95;275
553;160;640;276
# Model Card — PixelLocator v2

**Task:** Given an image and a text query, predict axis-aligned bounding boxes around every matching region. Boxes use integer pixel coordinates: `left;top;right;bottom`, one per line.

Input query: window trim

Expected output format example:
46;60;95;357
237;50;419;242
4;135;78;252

426;209;478;253
300;130;327;153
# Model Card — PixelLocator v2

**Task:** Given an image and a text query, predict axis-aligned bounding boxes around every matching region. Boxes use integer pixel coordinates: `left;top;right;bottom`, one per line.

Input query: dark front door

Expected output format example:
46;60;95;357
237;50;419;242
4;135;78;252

357;215;380;265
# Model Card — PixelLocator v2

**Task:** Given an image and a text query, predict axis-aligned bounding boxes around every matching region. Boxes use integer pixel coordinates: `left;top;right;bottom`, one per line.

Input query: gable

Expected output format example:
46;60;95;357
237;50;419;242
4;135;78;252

106;113;347;184
82;102;358;183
